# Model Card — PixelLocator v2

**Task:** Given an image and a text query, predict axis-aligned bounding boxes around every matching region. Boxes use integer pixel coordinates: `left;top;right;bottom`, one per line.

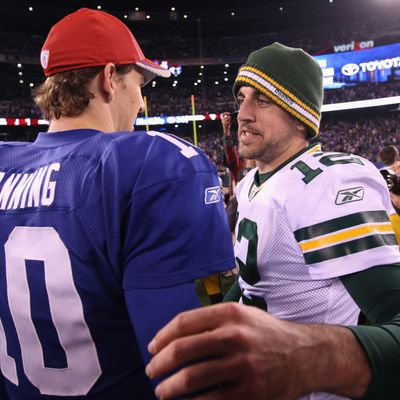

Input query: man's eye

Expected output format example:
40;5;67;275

257;97;270;105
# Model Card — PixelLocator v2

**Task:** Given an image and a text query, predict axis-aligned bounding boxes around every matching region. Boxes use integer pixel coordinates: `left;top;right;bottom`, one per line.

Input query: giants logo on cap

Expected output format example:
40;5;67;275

41;50;50;69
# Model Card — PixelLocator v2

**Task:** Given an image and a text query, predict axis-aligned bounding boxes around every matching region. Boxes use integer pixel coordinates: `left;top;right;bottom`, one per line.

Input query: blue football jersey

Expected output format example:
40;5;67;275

0;129;234;399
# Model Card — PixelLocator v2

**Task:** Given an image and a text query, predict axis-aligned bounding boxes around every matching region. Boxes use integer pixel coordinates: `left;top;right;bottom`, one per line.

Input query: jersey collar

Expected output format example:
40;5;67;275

248;142;321;200
33;129;101;147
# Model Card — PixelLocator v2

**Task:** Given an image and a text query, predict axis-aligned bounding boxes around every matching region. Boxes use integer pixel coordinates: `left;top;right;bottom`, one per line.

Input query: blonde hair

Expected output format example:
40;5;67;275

33;64;134;120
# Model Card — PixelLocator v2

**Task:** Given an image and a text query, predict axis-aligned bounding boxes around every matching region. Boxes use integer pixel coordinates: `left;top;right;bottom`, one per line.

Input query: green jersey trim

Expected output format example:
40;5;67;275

248;142;321;200
304;233;398;264
294;210;389;242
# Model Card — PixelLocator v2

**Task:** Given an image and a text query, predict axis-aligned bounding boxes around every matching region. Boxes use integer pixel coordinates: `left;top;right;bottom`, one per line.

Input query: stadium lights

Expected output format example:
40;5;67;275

17;63;22;68
19;80;24;84
329;0;334;3
18;72;23;76
0;118;50;126
200;65;204;69
4;95;400;129
29;83;34;87
183;14;188;19
97;5;102;10
28;6;33;11
225;64;229;68
146;15;151;19
171;7;176;11
215;81;219;85
124;15;128;19
374;0;399;4
224;77;229;81
322;96;400;112
230;11;235;16
279;6;284;11
137;115;205;126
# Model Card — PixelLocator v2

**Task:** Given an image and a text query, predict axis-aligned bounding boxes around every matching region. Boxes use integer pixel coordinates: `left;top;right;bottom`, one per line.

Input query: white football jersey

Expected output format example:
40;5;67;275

235;143;400;400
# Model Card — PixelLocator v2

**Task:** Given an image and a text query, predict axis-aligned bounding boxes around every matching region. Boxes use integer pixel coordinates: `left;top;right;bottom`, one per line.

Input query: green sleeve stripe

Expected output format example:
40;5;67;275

294;210;388;242
303;233;397;264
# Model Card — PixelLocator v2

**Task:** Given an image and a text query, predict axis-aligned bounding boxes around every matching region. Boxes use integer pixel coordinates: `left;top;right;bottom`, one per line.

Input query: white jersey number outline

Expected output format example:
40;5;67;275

146;130;199;158
0;227;101;396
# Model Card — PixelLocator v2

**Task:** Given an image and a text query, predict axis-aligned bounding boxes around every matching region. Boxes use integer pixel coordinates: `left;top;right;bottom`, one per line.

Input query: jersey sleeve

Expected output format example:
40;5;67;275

120;153;235;289
289;161;400;280
340;265;400;400
122;172;234;289
0;372;8;399
124;282;201;383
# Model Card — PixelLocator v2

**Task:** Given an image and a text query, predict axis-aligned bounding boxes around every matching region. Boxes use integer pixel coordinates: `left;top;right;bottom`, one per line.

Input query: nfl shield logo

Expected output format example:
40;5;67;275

40;50;49;69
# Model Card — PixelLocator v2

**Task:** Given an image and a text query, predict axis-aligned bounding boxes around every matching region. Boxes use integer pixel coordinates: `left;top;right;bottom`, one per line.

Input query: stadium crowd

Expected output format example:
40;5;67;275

1;7;399;62
1;80;399;119
0;1;399;173
192;113;400;171
0;3;400;118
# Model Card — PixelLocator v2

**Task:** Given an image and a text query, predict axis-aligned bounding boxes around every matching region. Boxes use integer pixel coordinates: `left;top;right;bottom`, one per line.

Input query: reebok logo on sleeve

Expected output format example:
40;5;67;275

205;186;222;204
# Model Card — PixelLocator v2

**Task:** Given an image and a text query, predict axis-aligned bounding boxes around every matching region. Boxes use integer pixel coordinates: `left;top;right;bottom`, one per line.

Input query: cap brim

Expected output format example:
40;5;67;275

135;59;171;85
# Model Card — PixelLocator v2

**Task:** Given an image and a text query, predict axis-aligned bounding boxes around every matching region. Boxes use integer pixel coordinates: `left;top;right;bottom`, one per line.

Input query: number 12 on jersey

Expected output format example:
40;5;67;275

236;218;268;311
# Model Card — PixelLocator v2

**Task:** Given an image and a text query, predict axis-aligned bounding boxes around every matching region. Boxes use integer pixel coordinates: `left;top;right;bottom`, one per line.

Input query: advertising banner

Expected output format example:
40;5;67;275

314;42;400;89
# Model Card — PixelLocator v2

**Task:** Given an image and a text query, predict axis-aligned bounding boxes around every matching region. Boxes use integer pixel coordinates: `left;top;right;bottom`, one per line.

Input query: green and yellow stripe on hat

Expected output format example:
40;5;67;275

233;42;324;138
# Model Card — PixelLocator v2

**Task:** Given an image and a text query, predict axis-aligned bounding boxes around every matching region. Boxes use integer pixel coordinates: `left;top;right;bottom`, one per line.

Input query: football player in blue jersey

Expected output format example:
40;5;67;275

0;8;234;399
146;44;400;400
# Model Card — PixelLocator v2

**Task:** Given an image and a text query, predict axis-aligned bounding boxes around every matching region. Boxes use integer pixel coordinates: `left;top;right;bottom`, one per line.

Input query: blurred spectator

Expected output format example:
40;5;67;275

378;144;400;214
379;144;400;175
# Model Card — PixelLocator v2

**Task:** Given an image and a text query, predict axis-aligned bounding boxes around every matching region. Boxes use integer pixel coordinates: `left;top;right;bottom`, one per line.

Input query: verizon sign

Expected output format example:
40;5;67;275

333;40;375;53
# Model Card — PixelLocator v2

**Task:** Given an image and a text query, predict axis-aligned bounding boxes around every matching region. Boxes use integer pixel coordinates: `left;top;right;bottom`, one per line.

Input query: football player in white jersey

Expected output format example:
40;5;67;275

146;43;400;400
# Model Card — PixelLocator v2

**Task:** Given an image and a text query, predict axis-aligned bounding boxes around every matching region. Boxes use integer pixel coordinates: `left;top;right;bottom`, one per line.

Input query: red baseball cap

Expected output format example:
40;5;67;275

40;8;171;84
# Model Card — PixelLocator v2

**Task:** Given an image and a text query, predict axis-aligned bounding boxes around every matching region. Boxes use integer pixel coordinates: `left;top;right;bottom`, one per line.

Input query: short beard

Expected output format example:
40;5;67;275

238;141;271;163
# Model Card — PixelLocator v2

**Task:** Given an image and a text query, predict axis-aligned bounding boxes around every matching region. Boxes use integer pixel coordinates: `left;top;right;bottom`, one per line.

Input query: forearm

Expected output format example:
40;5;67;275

223;285;371;397
340;265;400;399
146;303;372;400
291;322;370;398
348;320;400;400
222;280;371;396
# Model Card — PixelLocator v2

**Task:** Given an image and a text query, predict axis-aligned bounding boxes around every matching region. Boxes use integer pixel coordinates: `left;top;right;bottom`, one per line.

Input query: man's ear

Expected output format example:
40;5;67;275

294;120;307;134
102;63;117;102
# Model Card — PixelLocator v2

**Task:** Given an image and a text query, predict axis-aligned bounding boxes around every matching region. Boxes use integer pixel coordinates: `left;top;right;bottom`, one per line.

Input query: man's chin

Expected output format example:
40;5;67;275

238;145;254;160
